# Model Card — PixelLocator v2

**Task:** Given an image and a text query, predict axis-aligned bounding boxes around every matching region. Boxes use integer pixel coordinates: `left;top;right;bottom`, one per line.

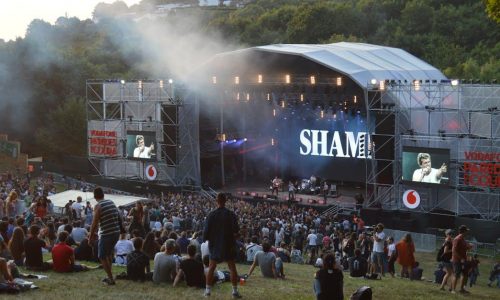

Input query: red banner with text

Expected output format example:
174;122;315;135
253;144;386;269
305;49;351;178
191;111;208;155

89;130;118;157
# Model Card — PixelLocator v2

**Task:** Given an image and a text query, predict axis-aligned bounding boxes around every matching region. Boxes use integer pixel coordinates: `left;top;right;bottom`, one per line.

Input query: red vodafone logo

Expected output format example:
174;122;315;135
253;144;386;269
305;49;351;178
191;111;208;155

402;189;420;209
145;164;157;181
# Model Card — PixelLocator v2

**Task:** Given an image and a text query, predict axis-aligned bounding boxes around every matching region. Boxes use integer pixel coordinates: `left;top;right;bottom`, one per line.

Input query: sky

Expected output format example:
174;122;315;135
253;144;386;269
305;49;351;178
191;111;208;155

0;0;141;41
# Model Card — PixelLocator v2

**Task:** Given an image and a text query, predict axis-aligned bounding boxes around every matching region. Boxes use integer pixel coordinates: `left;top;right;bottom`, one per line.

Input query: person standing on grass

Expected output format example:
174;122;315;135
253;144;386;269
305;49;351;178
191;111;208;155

89;187;121;286
370;223;386;276
395;233;415;278
439;229;454;291
203;193;242;298
451;225;472;294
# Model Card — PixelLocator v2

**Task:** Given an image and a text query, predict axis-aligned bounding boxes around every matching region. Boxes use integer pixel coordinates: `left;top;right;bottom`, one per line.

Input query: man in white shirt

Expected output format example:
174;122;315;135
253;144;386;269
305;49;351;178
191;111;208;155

307;230;318;254
114;233;134;265
71;197;83;220
371;223;386;276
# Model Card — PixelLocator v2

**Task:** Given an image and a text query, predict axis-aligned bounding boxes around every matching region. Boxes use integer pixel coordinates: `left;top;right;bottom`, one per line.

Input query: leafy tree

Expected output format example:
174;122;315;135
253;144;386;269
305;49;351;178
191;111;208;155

485;0;500;23
35;97;87;159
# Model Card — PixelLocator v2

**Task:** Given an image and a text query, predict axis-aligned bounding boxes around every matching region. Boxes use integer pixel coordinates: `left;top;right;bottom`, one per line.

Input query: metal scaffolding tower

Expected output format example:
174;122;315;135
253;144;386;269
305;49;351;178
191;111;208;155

365;81;500;221
86;80;200;187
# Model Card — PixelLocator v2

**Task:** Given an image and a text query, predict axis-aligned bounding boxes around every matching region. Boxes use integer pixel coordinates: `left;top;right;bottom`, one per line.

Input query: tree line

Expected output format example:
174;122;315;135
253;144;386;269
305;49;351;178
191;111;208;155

0;0;498;160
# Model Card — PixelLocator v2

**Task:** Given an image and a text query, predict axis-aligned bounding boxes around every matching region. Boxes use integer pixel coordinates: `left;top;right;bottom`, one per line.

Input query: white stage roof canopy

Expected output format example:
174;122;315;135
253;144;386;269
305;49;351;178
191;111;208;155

211;42;447;89
48;190;149;213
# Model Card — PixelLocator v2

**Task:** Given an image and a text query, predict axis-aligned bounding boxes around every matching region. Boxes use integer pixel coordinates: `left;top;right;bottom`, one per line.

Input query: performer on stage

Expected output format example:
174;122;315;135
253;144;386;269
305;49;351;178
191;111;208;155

288;181;295;201
322;181;329;201
271;176;281;196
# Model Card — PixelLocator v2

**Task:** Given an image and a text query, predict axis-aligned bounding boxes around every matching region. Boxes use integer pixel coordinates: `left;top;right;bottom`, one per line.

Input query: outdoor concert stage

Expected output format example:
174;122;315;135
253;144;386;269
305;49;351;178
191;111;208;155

222;184;360;211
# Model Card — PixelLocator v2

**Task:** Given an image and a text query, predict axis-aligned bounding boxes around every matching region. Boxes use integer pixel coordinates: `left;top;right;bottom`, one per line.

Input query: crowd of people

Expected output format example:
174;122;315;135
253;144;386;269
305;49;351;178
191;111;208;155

0;171;498;298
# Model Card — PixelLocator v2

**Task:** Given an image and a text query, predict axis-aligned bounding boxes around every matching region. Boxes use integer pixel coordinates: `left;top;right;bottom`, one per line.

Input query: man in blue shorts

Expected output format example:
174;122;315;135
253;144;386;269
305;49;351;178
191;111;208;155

89;187;121;285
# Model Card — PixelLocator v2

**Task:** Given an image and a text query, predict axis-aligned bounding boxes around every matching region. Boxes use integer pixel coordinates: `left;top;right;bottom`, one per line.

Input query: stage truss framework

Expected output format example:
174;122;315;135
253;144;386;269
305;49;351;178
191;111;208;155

86;80;200;187
365;82;500;221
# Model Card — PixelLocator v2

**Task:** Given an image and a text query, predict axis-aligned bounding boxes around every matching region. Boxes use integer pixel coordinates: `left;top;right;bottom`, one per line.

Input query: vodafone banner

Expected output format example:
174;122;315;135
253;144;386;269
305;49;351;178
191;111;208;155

402;189;420;209
145;164;157;181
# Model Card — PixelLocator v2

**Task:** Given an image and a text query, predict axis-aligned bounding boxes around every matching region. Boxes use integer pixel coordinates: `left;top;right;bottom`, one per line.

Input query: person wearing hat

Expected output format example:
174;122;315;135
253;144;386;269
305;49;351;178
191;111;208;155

439;229;454;291
451;225;472;294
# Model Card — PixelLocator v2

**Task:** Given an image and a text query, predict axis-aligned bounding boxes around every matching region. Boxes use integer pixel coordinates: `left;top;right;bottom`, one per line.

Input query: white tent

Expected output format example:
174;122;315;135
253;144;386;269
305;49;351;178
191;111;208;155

48;190;149;214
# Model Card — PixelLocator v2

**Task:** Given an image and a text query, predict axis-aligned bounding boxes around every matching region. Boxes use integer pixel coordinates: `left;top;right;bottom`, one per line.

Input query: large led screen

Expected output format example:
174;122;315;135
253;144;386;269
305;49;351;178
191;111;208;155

402;146;450;185
126;131;157;160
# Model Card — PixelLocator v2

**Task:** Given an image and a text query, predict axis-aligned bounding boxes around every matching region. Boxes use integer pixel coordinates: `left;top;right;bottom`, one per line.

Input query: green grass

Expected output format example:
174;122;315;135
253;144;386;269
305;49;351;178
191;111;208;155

10;252;500;299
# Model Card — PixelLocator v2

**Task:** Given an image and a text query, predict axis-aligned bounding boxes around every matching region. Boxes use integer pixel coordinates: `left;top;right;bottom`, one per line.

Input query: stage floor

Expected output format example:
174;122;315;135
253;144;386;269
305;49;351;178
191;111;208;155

219;184;362;208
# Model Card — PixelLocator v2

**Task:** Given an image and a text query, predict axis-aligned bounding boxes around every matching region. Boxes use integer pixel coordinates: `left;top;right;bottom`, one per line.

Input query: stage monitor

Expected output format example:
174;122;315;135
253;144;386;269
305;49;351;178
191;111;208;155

126;131;157;160
402;146;449;185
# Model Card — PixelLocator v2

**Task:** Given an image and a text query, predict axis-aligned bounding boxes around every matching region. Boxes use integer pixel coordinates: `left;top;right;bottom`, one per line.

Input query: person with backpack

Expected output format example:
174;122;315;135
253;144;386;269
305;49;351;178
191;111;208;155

348;249;368;278
439;229;454;291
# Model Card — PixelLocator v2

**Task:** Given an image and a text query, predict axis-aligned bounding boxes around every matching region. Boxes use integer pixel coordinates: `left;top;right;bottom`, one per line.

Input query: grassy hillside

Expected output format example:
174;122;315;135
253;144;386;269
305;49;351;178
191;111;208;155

13;252;500;300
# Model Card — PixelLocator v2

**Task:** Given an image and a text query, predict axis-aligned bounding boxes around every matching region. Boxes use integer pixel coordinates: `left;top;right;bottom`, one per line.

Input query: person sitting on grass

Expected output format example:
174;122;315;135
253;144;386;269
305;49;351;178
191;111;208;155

410;261;423;281
51;231;91;272
126;237;151;281
348;249;368;278
70;221;88;245
153;239;178;284
313;252;344;300
24;225;52;271
247;241;284;279
114;232;134;266
173;244;205;288
0;257;13;283
74;238;96;262
9;227;24;266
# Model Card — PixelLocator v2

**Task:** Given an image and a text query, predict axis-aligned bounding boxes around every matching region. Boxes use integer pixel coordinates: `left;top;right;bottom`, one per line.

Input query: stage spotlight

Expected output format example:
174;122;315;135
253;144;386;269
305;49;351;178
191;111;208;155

159;80;164;88
354;95;357;103
414;80;421;91
379;80;385;90
246;93;250;101
212;76;217;84
244;138;248;142
271;138;275;146
267;93;271;101
451;79;459;86
300;94;304;102
273;109;276;117
336;77;342;86
234;76;239;85
138;80;142;89
285;74;290;84
281;100;285;108
120;80;125;85
370;79;377;85
258;74;263;83
168;79;173;84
